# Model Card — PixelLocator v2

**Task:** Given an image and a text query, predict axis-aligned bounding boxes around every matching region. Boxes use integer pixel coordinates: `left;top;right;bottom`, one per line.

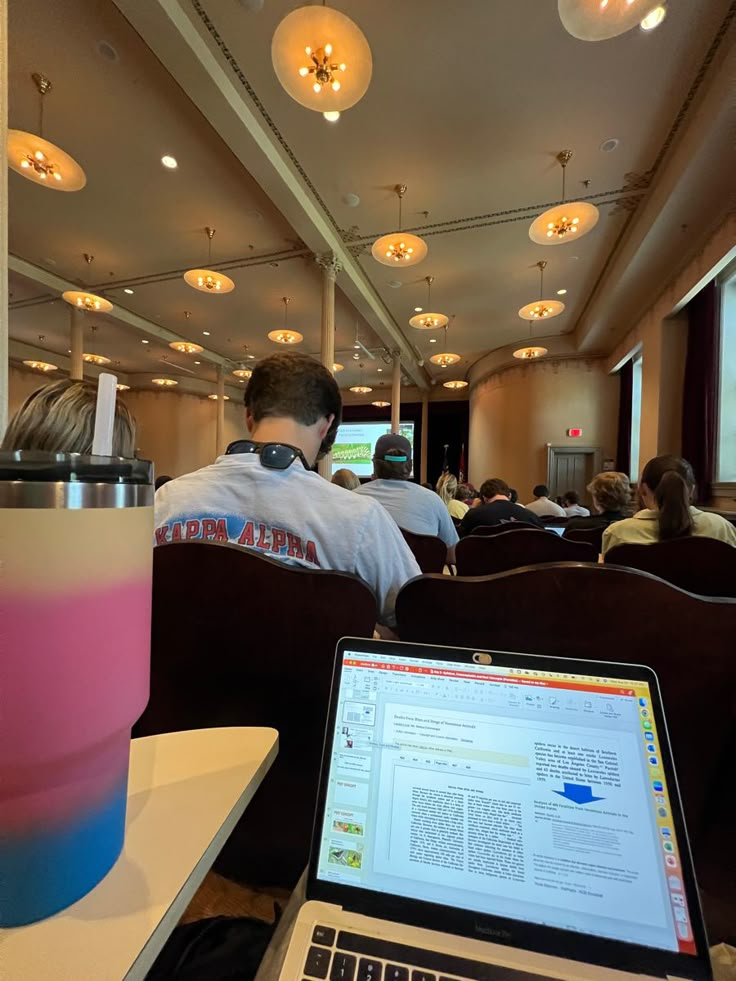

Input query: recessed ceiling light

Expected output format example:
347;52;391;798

429;338;437;343
599;138;619;153
388;280;402;289
202;331;210;336
323;111;341;122
161;155;178;169
245;209;263;221
123;287;134;295
557;288;567;295
414;306;423;312
194;360;201;364
141;339;149;344
342;192;360;207
640;5;667;31
377;367;383;372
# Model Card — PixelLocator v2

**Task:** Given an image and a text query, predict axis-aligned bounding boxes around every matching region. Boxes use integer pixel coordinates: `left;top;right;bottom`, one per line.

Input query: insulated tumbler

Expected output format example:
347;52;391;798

0;451;153;926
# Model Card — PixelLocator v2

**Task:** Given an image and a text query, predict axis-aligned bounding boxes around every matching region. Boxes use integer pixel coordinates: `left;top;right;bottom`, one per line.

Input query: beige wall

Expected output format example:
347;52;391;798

6;365;247;476
124;389;246;478
469;358;619;497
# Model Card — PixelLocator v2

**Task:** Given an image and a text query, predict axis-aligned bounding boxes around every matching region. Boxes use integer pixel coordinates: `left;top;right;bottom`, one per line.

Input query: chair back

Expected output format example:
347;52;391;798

456;528;596;576
400;528;447;573
134;541;377;886
466;521;542;537
605;536;736;597
395;562;736;855
564;525;605;553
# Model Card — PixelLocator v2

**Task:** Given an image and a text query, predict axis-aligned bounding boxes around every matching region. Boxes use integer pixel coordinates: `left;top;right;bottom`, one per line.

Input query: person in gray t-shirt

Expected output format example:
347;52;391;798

355;434;459;564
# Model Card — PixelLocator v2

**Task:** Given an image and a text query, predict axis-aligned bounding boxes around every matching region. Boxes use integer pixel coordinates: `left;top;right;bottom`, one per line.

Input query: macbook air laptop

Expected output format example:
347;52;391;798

279;638;712;981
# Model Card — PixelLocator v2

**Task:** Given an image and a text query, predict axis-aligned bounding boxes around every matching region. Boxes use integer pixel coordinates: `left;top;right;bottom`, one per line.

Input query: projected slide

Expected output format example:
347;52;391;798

331;422;415;477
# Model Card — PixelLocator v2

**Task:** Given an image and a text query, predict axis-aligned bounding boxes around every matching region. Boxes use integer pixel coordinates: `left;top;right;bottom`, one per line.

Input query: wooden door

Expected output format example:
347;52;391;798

547;447;602;505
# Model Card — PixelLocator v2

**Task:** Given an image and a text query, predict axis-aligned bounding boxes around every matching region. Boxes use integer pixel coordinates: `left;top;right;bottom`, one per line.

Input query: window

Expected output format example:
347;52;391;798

717;260;736;483
630;353;643;482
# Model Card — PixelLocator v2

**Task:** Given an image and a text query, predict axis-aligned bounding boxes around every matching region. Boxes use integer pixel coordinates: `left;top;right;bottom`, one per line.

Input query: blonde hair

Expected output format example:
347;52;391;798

587;471;631;513
436;472;458;505
2;379;137;458
331;468;360;491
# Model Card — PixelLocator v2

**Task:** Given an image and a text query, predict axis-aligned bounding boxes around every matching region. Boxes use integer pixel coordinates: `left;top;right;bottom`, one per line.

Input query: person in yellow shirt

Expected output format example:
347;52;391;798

436;472;469;520
602;455;736;554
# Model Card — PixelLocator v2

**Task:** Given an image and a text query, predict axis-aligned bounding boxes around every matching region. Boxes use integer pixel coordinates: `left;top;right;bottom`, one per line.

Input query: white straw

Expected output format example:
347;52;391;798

92;372;118;457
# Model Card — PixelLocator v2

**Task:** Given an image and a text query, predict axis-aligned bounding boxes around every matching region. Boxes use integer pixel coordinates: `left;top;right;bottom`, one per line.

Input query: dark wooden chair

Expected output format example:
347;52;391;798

605;536;736;597
395;562;736;940
134;541;377;888
540;514;568;525
464;521;542;537
564;524;605;553
455;528;596;576
400;528;447;573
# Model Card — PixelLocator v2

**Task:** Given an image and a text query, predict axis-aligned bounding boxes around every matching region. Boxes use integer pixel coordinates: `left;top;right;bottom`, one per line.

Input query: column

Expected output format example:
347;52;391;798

391;353;401;433
316;253;342;478
69;308;84;381
0;0;7;435
215;363;225;457
420;394;429;484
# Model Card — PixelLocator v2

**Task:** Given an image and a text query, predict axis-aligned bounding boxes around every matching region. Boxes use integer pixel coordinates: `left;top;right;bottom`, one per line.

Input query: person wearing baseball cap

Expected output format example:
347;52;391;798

355;432;459;564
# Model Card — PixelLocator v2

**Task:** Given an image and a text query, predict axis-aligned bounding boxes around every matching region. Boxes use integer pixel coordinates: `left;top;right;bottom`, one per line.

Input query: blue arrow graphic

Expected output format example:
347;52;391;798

553;783;605;805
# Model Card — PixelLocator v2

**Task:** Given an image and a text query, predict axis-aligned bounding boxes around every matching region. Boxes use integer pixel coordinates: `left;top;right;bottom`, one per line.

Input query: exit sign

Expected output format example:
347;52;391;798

567;428;583;438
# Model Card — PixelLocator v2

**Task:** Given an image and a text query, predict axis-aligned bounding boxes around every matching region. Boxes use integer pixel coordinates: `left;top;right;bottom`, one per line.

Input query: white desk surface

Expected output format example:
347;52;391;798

3;727;278;981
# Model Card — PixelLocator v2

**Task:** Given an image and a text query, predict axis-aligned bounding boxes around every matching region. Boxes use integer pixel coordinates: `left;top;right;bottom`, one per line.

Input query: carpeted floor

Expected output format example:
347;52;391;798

180;871;292;926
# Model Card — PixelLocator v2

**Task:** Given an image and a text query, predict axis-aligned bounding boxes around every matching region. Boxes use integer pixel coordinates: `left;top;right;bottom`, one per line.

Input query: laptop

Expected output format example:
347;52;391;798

279;638;712;981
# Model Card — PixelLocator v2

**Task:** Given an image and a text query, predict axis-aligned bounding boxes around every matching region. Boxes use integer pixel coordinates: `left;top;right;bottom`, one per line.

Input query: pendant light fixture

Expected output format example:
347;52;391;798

82;325;111;365
208;393;230;401
372;185;428;268
429;324;460;368
62;290;113;313
350;362;372;394
558;0;665;41
518;261;565;322
409;276;448;330
332;362;344;373
529;151;599;245
268;297;304;345
272;4;372;113
152;378;178;387
23;360;58;373
233;366;253;379
184;228;235;294
371;399;390;408
8;73;86;191
443;379;468;390
116;384;131;392
513;292;549;360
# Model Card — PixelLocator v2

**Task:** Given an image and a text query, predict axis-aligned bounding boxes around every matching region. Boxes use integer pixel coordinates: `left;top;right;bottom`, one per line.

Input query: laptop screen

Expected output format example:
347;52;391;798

314;646;697;958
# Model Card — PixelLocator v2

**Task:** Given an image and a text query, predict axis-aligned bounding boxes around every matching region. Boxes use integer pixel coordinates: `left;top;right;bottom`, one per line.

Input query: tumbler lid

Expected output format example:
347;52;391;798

0;451;153;485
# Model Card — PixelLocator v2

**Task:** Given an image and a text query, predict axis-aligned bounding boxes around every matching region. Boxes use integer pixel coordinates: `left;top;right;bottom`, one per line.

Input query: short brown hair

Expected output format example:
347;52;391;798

480;478;510;500
587;471;630;513
2;379;136;457
245;352;342;432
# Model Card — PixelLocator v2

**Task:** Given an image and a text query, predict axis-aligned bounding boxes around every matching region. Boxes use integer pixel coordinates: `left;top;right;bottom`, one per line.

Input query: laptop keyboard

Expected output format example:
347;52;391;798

301;926;561;981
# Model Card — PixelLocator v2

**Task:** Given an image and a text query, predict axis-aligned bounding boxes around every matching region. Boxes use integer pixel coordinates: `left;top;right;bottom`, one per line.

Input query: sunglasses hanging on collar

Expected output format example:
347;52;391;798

225;440;311;471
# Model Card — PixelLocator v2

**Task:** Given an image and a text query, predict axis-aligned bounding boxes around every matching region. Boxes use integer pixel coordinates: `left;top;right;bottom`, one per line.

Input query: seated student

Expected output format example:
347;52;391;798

602;455;736;554
456;481;480;508
331;468;360;491
525;484;567;518
561;490;590;518
567;471;631;531
1;378;136;456
155;474;174;491
355;434;459;564
154;353;420;631
459;478;544;536
436;472;468;520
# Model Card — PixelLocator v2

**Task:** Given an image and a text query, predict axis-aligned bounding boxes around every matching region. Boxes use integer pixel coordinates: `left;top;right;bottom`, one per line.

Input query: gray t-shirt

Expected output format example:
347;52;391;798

154;454;420;626
355;479;459;548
